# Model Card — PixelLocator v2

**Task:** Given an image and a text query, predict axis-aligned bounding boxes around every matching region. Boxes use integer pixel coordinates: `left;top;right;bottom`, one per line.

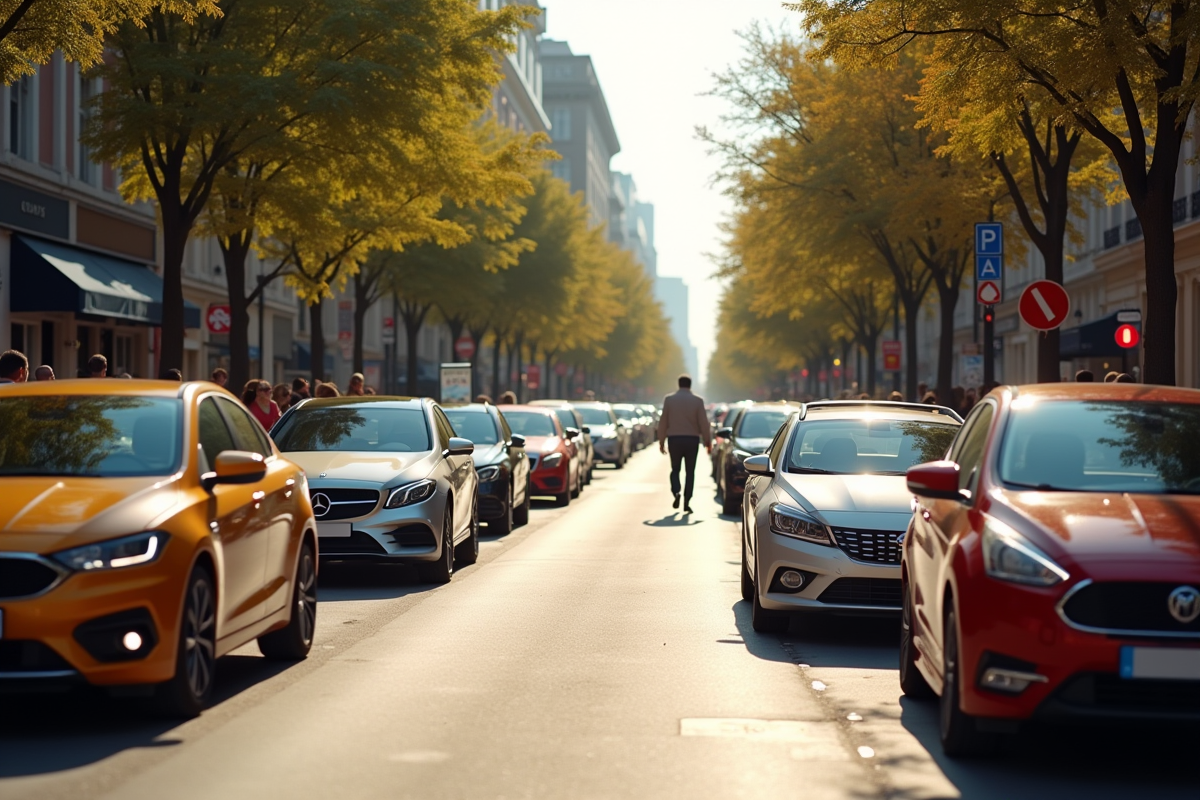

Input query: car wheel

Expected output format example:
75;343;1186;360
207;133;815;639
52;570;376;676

455;502;479;566
751;586;789;633
493;485;514;535
571;469;581;499
155;564;217;718
740;519;754;603
259;541;317;660
419;506;455;584
615;455;625;470
555;484;571;507
514;481;531;527
722;489;740;516
899;578;933;699
939;607;995;757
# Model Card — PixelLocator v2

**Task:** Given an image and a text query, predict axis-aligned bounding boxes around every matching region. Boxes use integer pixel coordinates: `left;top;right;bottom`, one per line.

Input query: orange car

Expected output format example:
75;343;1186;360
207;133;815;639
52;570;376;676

0;379;317;716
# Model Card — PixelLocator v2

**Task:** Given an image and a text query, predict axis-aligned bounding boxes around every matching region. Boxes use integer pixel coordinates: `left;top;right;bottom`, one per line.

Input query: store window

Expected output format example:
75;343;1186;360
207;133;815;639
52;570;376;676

9;76;32;159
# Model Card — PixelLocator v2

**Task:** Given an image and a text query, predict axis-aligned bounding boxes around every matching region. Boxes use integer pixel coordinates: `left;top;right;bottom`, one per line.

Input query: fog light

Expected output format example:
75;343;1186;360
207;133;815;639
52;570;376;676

780;570;804;590
980;667;1048;694
122;631;143;651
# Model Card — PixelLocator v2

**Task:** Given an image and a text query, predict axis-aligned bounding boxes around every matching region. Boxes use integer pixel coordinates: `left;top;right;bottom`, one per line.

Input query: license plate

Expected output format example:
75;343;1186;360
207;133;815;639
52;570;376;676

1120;646;1200;680
317;523;352;538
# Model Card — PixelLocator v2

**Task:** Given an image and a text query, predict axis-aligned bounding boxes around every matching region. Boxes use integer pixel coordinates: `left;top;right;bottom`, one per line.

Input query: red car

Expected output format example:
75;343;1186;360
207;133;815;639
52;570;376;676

499;405;581;507
902;383;1200;756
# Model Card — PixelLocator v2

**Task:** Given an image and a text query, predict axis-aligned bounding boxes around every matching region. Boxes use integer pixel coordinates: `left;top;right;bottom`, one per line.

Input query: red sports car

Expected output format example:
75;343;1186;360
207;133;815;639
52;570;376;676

499;406;581;507
902;383;1200;756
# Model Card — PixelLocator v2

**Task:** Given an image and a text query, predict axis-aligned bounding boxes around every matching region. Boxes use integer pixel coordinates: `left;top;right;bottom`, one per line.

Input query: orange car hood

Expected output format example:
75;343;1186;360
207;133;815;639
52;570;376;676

0;476;182;552
1000;489;1200;570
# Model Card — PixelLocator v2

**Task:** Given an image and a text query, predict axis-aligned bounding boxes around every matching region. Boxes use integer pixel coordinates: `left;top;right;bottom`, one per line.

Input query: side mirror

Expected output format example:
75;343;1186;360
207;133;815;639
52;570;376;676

202;451;267;491
564;427;580;440
446;437;474;456
906;461;966;501
509;433;526;448
581;426;591;435
743;454;774;476
717;427;733;439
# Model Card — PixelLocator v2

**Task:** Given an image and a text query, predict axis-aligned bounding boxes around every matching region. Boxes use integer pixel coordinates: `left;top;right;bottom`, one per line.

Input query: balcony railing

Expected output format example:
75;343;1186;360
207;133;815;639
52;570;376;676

1103;226;1121;249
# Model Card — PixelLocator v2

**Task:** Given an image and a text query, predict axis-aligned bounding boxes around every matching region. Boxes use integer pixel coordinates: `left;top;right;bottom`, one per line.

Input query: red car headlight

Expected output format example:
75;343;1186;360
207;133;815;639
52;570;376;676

981;517;1069;587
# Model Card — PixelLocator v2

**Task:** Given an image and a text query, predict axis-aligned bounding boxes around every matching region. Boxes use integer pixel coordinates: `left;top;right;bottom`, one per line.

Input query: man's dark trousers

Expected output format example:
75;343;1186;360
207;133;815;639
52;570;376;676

668;435;700;502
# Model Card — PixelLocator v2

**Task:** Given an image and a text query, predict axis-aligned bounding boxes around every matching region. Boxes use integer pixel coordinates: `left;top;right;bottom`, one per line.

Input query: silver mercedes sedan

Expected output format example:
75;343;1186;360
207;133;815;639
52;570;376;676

271;397;478;583
740;401;961;632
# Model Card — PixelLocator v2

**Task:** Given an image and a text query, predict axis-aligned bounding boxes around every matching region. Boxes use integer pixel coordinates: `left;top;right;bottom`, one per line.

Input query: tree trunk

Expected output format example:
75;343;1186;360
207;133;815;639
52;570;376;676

158;206;191;377
468;324;488;399
903;297;920;400
1036;238;1065;384
352;276;375;375
309;300;326;384
492;334;503;400
219;234;253;391
1137;182;1179;386
401;305;430;396
935;284;958;404
863;335;878;396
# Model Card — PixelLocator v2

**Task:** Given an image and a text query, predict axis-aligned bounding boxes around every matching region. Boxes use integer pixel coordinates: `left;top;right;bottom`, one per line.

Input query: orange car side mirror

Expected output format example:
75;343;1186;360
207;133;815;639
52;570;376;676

202;451;267;491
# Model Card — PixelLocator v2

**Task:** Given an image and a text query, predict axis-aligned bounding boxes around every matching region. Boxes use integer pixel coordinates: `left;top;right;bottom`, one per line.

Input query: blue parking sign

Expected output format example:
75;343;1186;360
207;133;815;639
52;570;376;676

976;255;1002;282
975;222;1003;255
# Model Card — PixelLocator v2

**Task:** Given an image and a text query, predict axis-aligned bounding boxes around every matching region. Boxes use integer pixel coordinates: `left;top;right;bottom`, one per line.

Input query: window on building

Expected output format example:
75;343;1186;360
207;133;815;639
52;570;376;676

550;160;571;184
9;76;32;159
550;108;571;140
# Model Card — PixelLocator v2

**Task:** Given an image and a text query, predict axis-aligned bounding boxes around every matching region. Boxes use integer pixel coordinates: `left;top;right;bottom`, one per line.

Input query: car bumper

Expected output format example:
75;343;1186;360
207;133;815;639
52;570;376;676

529;466;568;496
592;438;621;462
312;483;445;563
756;528;900;615
476;479;509;521
0;543;196;688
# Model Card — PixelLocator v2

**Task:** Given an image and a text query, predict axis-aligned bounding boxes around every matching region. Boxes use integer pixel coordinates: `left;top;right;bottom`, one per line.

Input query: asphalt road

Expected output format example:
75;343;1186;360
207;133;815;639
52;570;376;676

2;448;1197;799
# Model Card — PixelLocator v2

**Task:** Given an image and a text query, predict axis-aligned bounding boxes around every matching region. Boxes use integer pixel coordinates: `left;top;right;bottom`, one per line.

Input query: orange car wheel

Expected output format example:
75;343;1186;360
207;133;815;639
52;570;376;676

155;564;217;718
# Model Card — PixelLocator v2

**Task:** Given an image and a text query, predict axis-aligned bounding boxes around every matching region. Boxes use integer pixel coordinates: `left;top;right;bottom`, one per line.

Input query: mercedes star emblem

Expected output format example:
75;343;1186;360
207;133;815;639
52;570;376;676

311;492;332;519
1167;585;1200;624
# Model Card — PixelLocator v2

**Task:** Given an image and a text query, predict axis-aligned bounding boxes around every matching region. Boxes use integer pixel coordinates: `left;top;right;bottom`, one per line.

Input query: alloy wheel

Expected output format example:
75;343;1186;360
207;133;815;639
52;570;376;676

184;575;216;701
295;549;317;646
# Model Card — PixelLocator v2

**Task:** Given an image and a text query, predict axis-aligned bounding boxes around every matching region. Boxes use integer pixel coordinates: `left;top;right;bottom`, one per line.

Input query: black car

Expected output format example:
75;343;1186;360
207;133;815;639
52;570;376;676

444;404;531;535
716;403;798;515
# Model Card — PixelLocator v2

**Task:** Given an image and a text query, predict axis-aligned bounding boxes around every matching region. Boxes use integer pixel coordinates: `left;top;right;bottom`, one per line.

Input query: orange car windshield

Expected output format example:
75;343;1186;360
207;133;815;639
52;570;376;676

999;400;1200;494
0;395;182;477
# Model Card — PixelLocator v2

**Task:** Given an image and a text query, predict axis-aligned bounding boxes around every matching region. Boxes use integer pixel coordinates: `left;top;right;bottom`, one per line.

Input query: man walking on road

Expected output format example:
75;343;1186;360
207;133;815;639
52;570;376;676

658;374;712;514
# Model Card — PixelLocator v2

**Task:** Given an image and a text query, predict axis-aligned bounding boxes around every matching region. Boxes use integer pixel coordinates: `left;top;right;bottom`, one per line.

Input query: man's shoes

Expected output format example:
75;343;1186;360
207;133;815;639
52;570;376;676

672;493;680;509
683;499;694;514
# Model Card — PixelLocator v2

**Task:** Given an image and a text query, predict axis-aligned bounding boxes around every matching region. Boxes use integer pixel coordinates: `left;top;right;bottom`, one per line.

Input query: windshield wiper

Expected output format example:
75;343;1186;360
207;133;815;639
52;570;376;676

789;467;839;475
1005;480;1074;491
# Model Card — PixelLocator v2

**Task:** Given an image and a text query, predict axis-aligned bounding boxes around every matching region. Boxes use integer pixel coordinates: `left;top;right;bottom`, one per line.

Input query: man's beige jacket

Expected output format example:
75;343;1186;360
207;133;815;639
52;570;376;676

657;388;712;447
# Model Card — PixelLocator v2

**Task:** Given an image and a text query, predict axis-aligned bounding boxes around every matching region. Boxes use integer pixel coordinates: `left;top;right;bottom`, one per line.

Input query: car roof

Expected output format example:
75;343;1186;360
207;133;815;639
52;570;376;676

801;401;962;424
528;399;573;407
296;396;428;410
500;404;557;415
0;378;192;398
443;403;494;414
1005;383;1200;403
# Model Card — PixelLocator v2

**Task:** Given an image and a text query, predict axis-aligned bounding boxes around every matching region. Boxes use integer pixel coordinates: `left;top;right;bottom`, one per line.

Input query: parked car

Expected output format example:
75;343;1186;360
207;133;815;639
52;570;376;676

272;397;478;584
444;404;531;535
612;403;651;450
501;405;582;506
716;402;801;515
530;400;595;485
0;380;317;716
902;384;1200;756
573;402;631;468
741;400;961;634
712;403;749;481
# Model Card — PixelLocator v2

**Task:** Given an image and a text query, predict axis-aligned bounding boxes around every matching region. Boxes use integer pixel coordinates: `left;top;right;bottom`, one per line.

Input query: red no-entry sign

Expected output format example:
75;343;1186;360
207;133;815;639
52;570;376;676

1115;324;1140;349
1019;280;1071;331
453;335;476;360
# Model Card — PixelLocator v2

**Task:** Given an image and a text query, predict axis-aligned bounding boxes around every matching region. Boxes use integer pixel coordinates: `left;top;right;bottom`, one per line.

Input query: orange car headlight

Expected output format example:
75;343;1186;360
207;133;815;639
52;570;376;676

52;532;169;572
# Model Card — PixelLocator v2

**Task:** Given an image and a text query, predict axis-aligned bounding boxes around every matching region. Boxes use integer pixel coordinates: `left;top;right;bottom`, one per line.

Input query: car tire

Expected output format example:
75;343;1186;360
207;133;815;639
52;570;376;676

722;489;740;517
615;456;625;470
492;485;514;535
555;485;571;507
514;480;531;526
259;541;317;660
751;563;789;633
455;502;479;566
939;607;995;757
899;578;933;699
155;564;217;718
571;469;581;499
419;506;455;584
740;521;754;603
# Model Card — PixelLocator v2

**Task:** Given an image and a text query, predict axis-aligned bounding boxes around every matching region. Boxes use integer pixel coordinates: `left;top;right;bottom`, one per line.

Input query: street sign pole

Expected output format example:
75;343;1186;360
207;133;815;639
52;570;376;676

984;309;995;386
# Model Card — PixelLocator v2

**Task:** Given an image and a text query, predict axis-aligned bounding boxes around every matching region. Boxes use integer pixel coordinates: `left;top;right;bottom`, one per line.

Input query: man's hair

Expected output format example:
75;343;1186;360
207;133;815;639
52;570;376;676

292;377;309;392
677;374;692;389
1104;371;1120;383
162;368;182;381
0;349;28;379
1075;369;1094;382
34;365;54;380
351;372;364;383
212;367;228;381
88;354;108;374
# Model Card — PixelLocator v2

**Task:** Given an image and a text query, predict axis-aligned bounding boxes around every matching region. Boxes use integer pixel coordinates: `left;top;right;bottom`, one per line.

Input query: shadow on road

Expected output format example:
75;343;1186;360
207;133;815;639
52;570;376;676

643;513;704;527
729;601;802;666
0;655;296;778
778;614;899;671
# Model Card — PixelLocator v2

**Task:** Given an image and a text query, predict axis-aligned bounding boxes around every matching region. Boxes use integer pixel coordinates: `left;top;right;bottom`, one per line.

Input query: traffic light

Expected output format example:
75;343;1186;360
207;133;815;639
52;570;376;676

984;308;994;324
801;368;810;378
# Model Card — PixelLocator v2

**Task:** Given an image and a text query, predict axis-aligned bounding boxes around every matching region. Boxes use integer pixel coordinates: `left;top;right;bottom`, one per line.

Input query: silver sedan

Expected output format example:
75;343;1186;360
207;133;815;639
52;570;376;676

271;397;479;583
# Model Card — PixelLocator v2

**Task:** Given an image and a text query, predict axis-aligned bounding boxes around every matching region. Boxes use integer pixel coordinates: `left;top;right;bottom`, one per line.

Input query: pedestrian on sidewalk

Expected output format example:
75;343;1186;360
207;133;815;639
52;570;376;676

657;374;712;514
0;350;29;383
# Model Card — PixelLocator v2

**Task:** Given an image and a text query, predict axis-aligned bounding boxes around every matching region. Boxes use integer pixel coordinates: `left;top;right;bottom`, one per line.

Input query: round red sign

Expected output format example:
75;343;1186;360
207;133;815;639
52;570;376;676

206;304;231;334
1018;280;1071;331
1115;324;1141;349
555;362;569;377
453;335;476;360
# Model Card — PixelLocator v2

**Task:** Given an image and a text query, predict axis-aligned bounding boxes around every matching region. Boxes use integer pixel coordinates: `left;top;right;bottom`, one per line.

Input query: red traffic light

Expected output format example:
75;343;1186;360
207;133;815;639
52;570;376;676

801;368;810;378
1115;324;1140;349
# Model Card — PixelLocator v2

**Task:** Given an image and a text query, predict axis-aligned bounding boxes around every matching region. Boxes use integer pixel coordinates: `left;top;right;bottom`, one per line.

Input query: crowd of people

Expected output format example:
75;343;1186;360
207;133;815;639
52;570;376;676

205;367;376;429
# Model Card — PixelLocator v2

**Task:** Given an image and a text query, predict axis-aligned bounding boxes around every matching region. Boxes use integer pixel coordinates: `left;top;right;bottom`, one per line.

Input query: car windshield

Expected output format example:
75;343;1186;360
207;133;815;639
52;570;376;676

503;411;558;437
613;407;634;420
274;406;431;452
738;411;791;439
998;400;1200;493
0;396;182;477
443;410;499;445
552;409;578;432
575;407;613;426
789;417;959;475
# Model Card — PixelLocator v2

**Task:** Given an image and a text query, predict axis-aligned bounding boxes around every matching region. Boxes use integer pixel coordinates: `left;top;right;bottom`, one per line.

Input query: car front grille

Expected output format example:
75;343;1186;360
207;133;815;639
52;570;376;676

817;578;902;608
1052;672;1200;715
0;556;64;600
317;531;388;556
309;488;380;521
0;640;74;672
388;525;436;549
1061;582;1200;635
830;528;903;565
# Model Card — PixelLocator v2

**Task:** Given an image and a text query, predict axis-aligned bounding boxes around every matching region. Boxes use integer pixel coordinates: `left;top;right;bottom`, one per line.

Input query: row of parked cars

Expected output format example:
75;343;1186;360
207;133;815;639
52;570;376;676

0;379;645;717
729;388;1200;756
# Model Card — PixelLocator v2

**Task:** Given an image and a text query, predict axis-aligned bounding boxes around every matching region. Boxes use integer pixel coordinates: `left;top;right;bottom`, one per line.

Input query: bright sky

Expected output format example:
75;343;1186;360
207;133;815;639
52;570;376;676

542;1;799;391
